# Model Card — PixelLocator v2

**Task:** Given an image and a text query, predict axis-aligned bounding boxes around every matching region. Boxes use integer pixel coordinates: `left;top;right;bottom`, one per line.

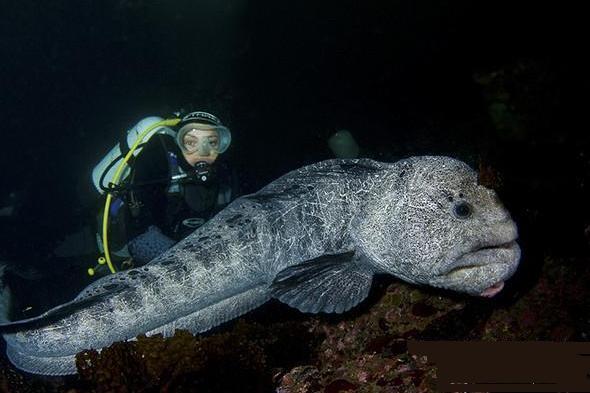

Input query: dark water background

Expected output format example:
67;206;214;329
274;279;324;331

0;0;588;377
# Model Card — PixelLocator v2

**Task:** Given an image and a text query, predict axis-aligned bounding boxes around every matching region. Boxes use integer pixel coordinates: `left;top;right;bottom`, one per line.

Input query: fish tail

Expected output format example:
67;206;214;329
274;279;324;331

5;345;78;375
2;283;272;376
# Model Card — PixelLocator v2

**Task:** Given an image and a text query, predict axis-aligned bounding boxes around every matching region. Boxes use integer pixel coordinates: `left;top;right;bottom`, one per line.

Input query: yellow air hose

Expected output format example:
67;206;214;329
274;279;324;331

101;118;181;274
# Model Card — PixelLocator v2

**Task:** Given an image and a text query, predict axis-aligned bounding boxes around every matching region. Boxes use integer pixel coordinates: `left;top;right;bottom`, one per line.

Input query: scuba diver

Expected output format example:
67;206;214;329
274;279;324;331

91;111;237;275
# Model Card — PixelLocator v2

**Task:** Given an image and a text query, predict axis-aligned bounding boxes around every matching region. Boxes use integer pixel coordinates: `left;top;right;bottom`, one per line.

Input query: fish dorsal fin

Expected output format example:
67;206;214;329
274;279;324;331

270;251;374;314
0;283;128;333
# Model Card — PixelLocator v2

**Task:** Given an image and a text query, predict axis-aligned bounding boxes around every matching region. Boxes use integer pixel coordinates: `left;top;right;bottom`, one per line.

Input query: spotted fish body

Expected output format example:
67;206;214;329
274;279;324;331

0;156;520;375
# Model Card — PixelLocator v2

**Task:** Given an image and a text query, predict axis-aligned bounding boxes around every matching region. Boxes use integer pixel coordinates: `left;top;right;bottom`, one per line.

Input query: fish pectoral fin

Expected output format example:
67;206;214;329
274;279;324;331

270;251;373;314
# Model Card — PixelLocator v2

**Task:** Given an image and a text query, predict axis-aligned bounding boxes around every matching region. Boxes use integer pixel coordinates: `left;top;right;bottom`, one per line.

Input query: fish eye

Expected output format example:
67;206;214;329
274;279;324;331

453;201;472;219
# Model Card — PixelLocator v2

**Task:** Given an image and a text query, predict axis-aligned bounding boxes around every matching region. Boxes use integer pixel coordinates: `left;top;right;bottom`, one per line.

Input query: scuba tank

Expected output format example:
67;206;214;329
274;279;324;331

90;116;182;275
91;116;176;194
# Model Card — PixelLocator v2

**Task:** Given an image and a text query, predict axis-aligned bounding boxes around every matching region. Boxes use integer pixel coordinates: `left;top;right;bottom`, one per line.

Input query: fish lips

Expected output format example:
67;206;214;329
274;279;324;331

454;240;520;272
432;239;521;297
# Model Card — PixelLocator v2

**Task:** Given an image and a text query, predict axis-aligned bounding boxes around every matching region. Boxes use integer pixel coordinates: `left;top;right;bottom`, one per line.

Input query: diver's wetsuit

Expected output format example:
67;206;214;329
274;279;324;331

124;133;237;262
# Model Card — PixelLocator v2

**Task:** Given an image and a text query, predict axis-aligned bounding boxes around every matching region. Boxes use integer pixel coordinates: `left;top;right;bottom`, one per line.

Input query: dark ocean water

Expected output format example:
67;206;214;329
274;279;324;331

0;0;588;390
1;1;583;250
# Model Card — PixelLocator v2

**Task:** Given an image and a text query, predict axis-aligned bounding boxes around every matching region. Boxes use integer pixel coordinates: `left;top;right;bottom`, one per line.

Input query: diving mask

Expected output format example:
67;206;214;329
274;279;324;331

176;111;231;154
179;127;222;156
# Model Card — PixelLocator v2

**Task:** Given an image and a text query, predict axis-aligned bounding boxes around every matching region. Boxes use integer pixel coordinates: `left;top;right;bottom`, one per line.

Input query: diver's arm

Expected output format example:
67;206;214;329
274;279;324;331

127;135;170;239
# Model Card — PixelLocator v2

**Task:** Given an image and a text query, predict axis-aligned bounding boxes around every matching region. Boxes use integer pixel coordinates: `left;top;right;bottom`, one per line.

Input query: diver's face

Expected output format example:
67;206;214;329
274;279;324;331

181;126;220;166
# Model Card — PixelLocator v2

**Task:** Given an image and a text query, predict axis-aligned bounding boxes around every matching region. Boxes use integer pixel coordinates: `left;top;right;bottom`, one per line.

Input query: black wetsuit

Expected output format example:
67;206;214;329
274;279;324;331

127;133;237;242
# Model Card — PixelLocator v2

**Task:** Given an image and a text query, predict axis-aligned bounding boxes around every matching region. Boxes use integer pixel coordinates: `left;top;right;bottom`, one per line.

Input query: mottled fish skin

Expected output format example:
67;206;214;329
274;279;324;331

0;156;520;375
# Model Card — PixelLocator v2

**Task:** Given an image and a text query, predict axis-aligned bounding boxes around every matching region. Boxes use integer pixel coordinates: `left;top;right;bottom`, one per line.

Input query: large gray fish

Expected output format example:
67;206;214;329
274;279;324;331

0;156;520;375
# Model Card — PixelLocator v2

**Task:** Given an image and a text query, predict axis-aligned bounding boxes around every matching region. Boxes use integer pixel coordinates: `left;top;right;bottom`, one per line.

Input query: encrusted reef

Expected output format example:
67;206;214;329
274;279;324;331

71;318;320;392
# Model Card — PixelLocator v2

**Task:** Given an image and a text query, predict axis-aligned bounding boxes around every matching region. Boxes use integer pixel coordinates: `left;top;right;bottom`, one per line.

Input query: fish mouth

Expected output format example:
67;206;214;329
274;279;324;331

448;218;520;276
437;239;521;297
451;240;519;272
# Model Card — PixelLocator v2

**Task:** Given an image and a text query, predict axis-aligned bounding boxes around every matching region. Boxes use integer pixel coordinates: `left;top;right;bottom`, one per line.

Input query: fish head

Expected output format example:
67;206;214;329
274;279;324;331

355;156;520;297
